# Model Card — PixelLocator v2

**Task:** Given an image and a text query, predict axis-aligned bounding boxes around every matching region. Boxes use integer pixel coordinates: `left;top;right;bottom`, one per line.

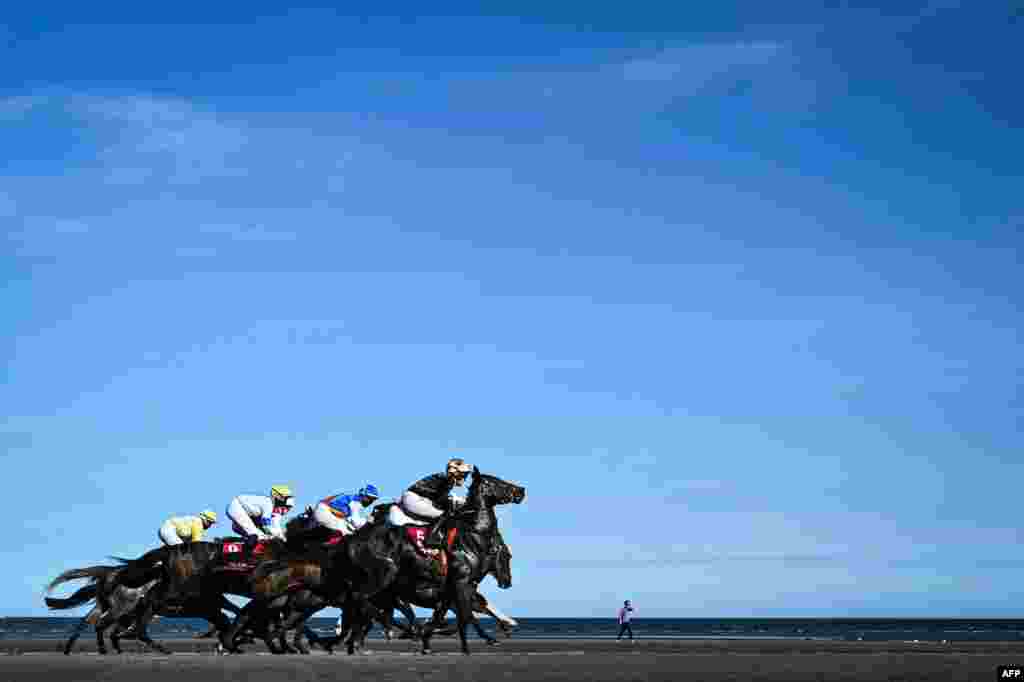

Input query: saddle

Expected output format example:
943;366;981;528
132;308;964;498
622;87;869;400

288;523;345;549
405;522;458;578
217;538;270;572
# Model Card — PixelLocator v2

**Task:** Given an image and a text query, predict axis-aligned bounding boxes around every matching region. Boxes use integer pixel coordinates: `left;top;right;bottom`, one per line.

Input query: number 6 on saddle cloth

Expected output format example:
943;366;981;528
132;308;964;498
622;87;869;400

220;540;269;569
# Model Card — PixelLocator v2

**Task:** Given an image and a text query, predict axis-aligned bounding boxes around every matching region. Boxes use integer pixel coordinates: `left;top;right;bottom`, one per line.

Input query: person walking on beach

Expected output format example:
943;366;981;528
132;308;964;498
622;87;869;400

616;600;635;641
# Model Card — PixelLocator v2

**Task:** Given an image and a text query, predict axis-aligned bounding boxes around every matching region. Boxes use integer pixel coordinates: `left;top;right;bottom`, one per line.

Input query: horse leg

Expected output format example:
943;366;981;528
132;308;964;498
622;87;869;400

254;611;283;655
287;616;310;656
109;620;126;654
394;599;421;639
323;597;355;654
479;597;517;638
271;595;301;654
134;596;171;655
452;582;478;655
287;603;322;655
195;623;219;639
419;599;449;654
345;599;380;655
357;607;381;654
93;617;107;655
467;593;499;645
345;603;369;655
302;625;322;650
295;593;329;655
471;617;497;646
345;556;398;654
63;610;94;655
200;601;232;653
101;614;127;654
292;626;311;655
252;594;292;654
223;598;263;654
93;610;118;655
273;626;291;654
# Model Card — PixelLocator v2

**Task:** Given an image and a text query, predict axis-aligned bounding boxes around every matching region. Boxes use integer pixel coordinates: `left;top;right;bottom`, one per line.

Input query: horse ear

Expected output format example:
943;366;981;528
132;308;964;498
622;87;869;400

473;466;480;475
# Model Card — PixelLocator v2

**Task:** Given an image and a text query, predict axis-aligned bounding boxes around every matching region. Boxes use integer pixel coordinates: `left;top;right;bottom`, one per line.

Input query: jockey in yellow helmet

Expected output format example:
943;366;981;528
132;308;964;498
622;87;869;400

158;510;217;546
225;485;295;542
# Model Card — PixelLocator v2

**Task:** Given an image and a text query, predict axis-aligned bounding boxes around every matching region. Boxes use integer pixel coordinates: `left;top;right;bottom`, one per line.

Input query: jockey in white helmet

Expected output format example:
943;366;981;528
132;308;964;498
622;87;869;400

389;458;472;555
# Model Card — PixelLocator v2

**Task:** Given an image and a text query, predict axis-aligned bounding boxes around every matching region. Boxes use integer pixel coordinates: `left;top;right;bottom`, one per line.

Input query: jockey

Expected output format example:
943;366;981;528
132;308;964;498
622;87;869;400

389;458;472;554
312;484;380;540
158;510;217;546
225;485;295;543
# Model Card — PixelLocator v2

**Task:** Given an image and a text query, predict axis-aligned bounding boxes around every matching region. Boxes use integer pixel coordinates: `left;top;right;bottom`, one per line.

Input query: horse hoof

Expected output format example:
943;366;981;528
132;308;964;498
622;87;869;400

487;639;500;646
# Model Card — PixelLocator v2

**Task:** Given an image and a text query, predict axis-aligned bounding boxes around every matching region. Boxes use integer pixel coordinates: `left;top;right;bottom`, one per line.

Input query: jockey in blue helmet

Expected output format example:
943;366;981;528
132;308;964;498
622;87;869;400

312;484;380;539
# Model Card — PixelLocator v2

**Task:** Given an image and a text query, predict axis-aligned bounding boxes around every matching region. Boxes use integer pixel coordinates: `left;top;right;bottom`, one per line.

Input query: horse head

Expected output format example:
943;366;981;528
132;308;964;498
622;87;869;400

372;502;393;523
494;541;512;589
467;467;526;509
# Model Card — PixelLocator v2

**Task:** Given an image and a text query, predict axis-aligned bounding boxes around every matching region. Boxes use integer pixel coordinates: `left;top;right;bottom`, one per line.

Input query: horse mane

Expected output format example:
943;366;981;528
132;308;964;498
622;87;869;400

112;546;169;587
251;560;290;580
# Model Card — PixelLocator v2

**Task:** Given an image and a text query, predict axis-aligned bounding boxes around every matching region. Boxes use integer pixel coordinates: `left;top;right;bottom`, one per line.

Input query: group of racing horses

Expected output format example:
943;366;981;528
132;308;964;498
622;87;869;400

45;467;526;656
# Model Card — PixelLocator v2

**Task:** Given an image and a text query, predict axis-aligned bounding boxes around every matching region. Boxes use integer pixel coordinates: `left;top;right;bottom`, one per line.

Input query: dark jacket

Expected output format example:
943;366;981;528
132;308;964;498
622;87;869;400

407;473;454;509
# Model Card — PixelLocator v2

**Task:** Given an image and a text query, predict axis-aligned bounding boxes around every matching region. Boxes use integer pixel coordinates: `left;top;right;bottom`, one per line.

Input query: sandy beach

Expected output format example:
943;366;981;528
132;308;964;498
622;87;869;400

1;638;1021;681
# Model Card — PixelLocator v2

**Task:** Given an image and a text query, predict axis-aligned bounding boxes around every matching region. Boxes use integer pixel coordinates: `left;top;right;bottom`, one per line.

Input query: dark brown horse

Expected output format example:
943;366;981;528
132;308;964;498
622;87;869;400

90;536;339;653
45;564;243;654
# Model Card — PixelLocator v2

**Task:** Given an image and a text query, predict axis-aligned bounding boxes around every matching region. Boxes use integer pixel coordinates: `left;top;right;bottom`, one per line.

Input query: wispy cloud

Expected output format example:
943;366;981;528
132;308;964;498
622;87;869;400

0;94;47;120
616;42;789;87
198;223;297;243
75;94;251;185
2;93;346;260
537;552;841;569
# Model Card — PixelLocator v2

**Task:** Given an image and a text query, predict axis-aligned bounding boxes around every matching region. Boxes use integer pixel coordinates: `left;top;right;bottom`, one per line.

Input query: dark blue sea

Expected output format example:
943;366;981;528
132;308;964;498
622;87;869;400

3;617;1024;642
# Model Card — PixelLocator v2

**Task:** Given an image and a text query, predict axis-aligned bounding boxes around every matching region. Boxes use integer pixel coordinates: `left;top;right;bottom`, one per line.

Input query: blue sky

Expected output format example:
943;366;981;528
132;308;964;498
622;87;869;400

2;2;1022;617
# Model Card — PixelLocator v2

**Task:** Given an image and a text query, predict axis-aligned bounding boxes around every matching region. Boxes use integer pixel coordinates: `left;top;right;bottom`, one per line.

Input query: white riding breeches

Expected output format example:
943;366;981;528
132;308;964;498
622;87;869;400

313;502;353;534
158;521;184;546
401;490;444;520
226;498;268;539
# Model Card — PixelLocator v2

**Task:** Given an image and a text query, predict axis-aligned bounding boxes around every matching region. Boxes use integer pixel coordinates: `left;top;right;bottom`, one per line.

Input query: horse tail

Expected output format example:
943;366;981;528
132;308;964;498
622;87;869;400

44;582;100;611
46;566;119;593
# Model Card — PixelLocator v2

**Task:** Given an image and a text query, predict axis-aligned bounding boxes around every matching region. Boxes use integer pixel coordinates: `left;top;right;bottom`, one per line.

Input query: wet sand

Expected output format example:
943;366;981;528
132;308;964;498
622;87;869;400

1;638;1022;681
